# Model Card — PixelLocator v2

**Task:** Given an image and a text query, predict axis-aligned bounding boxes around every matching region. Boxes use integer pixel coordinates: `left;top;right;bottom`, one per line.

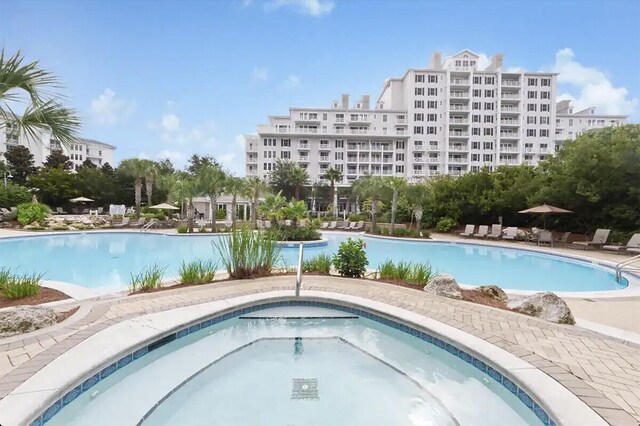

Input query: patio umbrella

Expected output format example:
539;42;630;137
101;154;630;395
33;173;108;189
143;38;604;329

518;204;572;229
70;197;95;203
149;203;179;210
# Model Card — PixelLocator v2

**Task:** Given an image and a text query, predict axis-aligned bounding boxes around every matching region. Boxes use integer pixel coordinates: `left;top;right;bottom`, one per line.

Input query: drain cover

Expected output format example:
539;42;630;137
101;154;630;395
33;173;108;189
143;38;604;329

291;378;319;400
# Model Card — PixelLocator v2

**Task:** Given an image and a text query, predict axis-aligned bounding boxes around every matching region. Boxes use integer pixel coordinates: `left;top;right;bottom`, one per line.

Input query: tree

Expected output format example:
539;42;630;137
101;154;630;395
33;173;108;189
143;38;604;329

258;192;286;226
141;160;158;206
324;167;342;215
156;158;175;176
289;165;309;200
224;176;246;228
101;162;115;177
196;163;227;231
78;158;97;171
404;183;432;233
76;166;117;207
352;176;387;233
0;183;32;208
385;177;407;236
283;199;308;227
268;160;309;200
0;50;80;147
42;150;72;170
3;145;36;185
27;168;77;207
167;174;199;233
118;158;147;215
187;154;218;174
245;176;268;229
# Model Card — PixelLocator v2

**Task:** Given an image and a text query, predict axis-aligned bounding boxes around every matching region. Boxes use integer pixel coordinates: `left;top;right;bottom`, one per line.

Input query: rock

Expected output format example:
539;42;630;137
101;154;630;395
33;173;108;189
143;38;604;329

477;285;508;303
508;292;575;325
0;306;57;337
424;274;462;299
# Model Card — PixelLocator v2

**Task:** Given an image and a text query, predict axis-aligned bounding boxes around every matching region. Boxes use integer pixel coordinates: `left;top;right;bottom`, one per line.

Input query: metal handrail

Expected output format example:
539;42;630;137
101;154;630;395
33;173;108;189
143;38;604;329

295;242;304;296
140;221;155;233
616;253;640;282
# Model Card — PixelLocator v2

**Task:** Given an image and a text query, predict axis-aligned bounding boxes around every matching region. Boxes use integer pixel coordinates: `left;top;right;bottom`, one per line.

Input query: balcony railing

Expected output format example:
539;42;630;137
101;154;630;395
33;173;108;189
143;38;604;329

501;107;520;113
501;94;519;100
500;120;519;125
449;119;469;124
428;145;439;151
319;144;330;150
349;129;368;135
396;119;407;124
450;79;470;85
449;145;468;151
413;157;425;163
428;157;439;163
298;144;309;149
448;158;466;164
500;146;518;152
450;92;470;98
449;132;469;137
450;105;469;111
502;80;520;86
500;133;519;138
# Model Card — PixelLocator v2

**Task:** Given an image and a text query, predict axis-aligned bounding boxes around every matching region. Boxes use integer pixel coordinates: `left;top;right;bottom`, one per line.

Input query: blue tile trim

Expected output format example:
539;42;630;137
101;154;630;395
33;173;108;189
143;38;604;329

37;300;552;425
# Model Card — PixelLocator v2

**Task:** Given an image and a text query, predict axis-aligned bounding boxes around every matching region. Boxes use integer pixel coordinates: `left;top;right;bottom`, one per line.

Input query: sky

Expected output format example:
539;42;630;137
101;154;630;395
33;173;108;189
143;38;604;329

1;0;639;174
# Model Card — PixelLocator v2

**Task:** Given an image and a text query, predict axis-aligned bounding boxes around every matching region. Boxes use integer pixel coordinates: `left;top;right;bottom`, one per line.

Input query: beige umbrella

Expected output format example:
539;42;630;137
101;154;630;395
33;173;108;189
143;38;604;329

519;204;572;229
149;203;179;210
70;196;95;203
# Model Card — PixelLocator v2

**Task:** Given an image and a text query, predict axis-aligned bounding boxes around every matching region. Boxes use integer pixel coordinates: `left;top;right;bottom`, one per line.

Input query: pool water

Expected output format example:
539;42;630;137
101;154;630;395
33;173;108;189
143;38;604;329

0;232;625;292
47;306;543;425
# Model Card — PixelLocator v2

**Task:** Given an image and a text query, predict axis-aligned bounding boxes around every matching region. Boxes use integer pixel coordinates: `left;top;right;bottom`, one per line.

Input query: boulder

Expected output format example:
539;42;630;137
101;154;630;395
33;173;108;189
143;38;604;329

477;285;508;303
424;274;462;299
508;292;575;325
0;306;58;337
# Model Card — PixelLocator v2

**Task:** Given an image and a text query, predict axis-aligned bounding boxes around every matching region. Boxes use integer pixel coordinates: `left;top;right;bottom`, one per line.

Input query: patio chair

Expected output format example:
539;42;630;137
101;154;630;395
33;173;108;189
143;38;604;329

321;222;329;229
459;224;475;237
486;224;503;239
113;217;130;228
132;217;147;227
603;233;640;253
554;232;571;246
338;221;351;230
572;229;611;250
473;225;489;238
55;207;68;215
328;221;338;230
349;221;364;231
537;230;554;246
502;227;518;241
97;207;104;214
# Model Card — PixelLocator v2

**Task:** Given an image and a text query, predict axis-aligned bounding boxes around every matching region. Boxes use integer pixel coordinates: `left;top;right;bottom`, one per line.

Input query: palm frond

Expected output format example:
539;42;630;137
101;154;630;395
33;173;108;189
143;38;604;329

0;50;63;103
19;100;80;147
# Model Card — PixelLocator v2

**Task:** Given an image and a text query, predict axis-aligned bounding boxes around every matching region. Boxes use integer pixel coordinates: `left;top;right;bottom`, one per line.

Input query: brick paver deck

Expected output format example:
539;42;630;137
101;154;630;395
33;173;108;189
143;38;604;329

0;276;639;425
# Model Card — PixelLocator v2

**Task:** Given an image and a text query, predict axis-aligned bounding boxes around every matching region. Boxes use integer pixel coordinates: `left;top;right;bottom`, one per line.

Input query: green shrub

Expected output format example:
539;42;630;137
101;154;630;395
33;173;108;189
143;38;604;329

216;209;226;220
178;259;218;284
212;227;281;279
0;268;43;299
332;238;368;278
176;225;188;233
17;203;51;225
0;183;32;208
129;264;166;293
321;215;337;221
267;225;321;241
377;259;434;287
198;227;209;233
348;213;366;222
302;254;332;274
435;217;458;233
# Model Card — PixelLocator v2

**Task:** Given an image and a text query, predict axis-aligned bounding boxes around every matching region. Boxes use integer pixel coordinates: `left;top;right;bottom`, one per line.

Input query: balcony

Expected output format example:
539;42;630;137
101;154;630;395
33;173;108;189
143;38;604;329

449;144;468;151
319;156;330;162
298;156;309;162
396;118;407;125
413;169;425;176
500;119;519;126
335;117;345;123
349;129;368;135
347;156;357;162
448;157;467;164
334;128;345;134
499;158;518;165
500;133;519;140
295;115;320;123
428;157;439;163
294;128;319;134
246;156;258;164
500;106;520;113
540;148;549;154
413;144;425;151
449;118;469;124
449;131;469;138
450;104;469;112
499;145;518;152
382;168;393;176
450;91;470;99
413;157;425;163
450;78;470;85
298;144;309;150
347;168;357;175
502;79;520;87
319;144;331;150
501;93;520;100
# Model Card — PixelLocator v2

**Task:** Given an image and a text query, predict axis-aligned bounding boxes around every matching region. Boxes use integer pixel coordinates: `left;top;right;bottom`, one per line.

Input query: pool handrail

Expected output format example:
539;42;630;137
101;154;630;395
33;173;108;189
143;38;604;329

616;253;640;282
295;241;304;296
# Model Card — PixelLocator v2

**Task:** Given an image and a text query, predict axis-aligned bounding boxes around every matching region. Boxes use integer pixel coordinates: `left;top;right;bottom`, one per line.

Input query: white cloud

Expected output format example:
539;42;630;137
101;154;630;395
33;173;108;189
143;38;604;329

476;53;490;71
90;89;135;125
551;48;638;117
166;100;176;109
137;152;149;160
252;66;269;82
266;0;334;16
283;74;301;89
235;134;246;149
156;149;184;166
161;114;180;132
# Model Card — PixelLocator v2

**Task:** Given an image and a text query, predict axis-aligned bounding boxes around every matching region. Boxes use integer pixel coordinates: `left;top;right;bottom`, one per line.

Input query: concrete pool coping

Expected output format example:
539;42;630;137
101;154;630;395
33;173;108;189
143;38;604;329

0;289;605;426
2;228;637;299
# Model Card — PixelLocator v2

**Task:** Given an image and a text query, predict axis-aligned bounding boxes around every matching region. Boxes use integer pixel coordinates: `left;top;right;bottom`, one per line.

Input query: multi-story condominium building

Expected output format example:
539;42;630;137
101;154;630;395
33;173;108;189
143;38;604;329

554;100;626;146
246;49;626;184
0;121;115;170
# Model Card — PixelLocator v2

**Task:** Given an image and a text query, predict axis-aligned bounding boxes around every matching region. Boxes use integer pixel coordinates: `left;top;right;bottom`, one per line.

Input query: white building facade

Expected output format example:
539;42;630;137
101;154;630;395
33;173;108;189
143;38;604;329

0;122;115;170
246;50;626;185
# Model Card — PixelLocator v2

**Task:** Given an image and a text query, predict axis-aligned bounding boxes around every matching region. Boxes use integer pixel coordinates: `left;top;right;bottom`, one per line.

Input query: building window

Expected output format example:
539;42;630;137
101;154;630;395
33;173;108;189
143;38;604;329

426;126;437;135
335;152;343;160
485;77;495;85
484;115;494;123
396;153;405;161
483;154;493;162
540;104;550;112
472;127;481;136
415;87;424;95
471;141;480;150
428;75;438;83
527;104;537;112
483;128;494;136
540;129;549;137
414;113;424;121
427;88;437;96
526;116;537;124
540;117;549;125
484;102;494;110
484;89;494;97
471;154;480;161
527;78;538;86
541;78;551;87
335;140;344;148
415;74;425;83
473;89;481;97
415;100;424;109
541;91;550;99
395;141;405;149
281;151;290;159
396;165;404;173
281;139;291;147
472;102;481;110
426;113;437;122
414;126;424;134
527;129;537;137
427;101;437;108
472;114;481;123
382;114;387;122
473;76;482;84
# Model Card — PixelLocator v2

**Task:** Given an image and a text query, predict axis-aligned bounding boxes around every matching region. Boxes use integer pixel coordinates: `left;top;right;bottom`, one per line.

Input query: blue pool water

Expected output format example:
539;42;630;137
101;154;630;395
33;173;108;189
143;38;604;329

0;232;626;293
46;306;545;425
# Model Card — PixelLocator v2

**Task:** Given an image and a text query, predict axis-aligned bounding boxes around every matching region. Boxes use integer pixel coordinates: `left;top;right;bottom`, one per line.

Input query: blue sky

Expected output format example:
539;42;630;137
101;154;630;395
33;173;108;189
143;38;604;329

1;0;639;174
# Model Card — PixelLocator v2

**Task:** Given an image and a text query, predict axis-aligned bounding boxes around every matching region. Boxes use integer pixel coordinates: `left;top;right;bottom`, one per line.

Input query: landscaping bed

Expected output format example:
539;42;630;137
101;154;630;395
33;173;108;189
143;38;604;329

0;287;70;308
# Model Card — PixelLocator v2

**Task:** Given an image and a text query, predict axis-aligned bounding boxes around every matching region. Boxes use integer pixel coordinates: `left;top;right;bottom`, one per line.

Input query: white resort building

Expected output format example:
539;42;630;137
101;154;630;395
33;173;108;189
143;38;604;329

245;49;626;184
0;122;115;170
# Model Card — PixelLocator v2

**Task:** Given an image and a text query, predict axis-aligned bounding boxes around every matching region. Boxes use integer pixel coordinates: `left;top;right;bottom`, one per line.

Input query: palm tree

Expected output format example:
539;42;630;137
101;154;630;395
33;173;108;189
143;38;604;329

288;165;309;200
405;183;432;234
0;50;80;147
141;160;158;206
258;192;286;227
324;167;342;216
283;199;308;227
385;177;407;236
244;176;268;229
167;173;198;233
195;164;227;231
224;176;246;228
118;158;147;216
352;176;387;233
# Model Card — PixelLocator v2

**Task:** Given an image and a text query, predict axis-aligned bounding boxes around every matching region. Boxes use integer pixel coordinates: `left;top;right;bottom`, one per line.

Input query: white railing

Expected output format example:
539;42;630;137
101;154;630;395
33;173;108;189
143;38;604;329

616;254;640;283
450;105;468;111
502;80;520;86
449;145;467;151
501;120;519;125
449;132;469;137
501;107;519;112
501;94;519;100
299;144;309;149
450;119;468;124
295;242;304;296
450;92;469;98
451;79;469;85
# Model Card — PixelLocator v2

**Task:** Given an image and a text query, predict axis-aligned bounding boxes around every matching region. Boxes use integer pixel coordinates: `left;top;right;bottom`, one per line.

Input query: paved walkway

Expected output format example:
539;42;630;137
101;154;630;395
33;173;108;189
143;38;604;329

0;276;639;425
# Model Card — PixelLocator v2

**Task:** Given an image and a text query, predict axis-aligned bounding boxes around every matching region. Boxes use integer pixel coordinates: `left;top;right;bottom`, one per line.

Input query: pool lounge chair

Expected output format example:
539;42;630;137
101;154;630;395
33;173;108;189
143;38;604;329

338;221;351;230
55;207;68;215
132;217;147;227
473;225;489;238
321;222;329;230
350;221;364;231
502;227;518;241
328;221;338;230
554;232;571;246
572;229;610;250
628;247;640;255
603;233;640;253
113;217;130;228
459;224;475;237
537;230;554;246
486;224;503;239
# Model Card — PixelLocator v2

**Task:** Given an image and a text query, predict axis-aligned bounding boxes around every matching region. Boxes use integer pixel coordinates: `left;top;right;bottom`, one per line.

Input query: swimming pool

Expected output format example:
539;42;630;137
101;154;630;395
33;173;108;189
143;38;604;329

43;304;548;425
0;232;627;293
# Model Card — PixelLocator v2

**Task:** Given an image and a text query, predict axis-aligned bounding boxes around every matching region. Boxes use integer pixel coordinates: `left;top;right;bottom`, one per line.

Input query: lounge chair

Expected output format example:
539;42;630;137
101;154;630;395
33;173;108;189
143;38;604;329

537;230;554;246
554;232;571;246
603;233;640;253
473;225;489;238
339;221;351;230
284;220;292;227
328;221;338;230
321;222;329;230
113;217;130;227
572;229;611;250
132;217;147;227
349;221;364;231
264;221;272;229
502;227;518;241
97;207;104;214
486;224;503;239
459;224;475;237
55;207;68;215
